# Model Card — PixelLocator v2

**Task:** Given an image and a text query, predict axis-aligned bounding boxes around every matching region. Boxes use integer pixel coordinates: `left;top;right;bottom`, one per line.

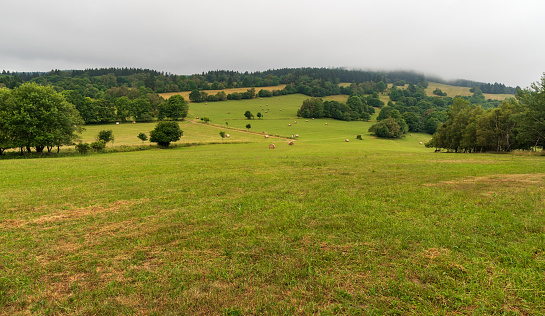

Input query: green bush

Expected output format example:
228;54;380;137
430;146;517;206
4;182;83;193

90;140;106;151
75;142;91;154
97;130;114;143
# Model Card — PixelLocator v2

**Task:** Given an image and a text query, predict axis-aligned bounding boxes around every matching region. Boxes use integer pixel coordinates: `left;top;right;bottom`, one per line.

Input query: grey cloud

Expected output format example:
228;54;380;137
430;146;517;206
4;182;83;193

2;0;544;87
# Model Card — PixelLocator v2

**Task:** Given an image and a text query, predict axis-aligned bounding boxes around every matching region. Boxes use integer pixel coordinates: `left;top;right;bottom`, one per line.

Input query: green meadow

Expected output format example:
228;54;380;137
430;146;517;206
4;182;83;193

1;94;544;315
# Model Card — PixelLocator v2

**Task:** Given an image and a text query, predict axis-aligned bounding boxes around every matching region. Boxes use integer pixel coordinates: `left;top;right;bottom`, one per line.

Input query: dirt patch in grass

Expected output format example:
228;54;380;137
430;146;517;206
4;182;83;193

424;173;545;189
432;159;498;164
0;199;150;229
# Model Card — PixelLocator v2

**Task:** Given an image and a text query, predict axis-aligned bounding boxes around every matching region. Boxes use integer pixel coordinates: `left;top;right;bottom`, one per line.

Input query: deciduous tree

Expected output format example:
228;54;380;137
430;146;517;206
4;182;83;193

150;121;183;147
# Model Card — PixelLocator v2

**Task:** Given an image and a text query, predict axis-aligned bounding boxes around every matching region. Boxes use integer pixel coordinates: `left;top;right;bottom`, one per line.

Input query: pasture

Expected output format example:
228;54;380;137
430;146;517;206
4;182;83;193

1;93;544;315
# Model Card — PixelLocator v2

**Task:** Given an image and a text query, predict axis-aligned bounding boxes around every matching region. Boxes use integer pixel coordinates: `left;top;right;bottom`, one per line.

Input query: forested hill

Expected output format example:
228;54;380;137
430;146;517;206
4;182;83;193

1;67;517;94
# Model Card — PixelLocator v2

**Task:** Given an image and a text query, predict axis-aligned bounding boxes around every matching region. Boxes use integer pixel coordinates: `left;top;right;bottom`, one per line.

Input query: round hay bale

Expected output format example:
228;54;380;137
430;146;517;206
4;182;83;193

288;141;294;146
288;124;291;126
345;139;349;142
269;144;275;149
265;135;269;138
295;134;299;138
226;134;230;138
325;123;328;125
419;142;423;145
306;120;308;122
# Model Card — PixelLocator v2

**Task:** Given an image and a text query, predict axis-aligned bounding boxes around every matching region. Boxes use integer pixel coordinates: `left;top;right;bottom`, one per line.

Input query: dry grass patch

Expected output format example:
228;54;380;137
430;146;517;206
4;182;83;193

0;199;150;229
424;173;545;197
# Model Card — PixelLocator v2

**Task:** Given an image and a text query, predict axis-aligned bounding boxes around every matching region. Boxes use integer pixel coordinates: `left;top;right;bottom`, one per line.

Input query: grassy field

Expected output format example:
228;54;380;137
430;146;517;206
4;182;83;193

1;94;544;315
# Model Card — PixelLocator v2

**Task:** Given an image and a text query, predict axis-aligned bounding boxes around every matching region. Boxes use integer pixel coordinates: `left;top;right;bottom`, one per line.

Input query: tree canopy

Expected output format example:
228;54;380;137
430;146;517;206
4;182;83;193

149;121;183;147
0;83;83;154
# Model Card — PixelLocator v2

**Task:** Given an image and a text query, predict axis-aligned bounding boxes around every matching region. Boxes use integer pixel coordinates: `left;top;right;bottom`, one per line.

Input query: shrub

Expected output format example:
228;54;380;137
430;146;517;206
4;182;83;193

97;130;114;143
137;132;148;143
90;140;106;151
75;142;91;154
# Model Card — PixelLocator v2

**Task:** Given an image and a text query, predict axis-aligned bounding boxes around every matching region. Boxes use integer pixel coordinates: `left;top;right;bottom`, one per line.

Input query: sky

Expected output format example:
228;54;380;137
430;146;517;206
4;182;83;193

1;0;544;88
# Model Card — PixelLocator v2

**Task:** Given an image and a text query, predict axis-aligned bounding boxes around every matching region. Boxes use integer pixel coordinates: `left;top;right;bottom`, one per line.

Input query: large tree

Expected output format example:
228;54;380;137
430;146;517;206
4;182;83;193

516;74;545;149
0;88;15;154
149;121;183;147
159;95;189;120
2;83;83;153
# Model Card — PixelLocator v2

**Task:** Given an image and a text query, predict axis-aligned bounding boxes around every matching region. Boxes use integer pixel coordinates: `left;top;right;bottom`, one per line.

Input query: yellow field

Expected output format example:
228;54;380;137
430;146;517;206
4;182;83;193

323;94;349;103
159;85;286;101
425;82;514;101
160;82;513;104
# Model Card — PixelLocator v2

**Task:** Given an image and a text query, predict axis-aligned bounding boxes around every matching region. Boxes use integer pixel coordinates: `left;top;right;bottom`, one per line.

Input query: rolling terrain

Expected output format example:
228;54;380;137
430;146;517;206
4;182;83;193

1;89;542;315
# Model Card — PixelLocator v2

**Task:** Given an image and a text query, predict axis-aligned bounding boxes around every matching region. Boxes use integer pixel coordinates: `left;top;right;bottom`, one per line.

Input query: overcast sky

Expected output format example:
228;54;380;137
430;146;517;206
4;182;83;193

1;0;544;88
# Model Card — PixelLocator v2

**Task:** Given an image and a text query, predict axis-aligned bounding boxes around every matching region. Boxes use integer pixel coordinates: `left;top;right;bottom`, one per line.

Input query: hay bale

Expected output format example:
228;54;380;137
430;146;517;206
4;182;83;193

269;144;275;149
345;139;349;142
295;134;299;138
226;134;230;138
265;135;269;138
288;141;294;146
419;142;423;145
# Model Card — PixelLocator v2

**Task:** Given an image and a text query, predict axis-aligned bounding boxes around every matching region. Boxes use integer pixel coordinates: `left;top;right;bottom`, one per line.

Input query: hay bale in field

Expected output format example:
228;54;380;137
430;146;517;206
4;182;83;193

419;142;423;145
269;144;275;149
288;141;294;146
295;134;299;138
294;121;297;124
226;134;230;138
306;120;308;122
325;123;328;125
345;139;350;142
265;135;269;138
288;124;291;126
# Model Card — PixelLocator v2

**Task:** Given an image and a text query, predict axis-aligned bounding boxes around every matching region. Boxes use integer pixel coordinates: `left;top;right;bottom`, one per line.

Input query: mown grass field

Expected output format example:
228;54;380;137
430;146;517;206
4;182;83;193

424;82;515;101
1;93;544;315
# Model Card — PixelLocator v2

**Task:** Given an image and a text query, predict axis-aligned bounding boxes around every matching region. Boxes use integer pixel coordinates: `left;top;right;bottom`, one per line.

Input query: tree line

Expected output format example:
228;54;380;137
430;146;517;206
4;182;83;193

2;67;516;96
427;75;545;152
